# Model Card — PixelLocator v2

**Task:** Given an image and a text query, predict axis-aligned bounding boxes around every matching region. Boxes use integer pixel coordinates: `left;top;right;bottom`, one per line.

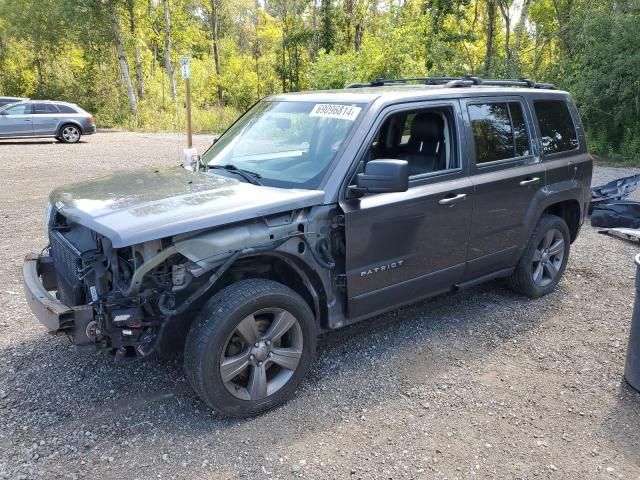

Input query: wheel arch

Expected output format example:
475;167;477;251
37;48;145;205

57;121;83;136
542;199;582;242
216;252;329;330
524;184;585;245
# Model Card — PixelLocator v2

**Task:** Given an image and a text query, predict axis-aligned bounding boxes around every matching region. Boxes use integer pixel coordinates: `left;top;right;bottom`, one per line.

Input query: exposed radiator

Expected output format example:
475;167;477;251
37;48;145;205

49;230;85;305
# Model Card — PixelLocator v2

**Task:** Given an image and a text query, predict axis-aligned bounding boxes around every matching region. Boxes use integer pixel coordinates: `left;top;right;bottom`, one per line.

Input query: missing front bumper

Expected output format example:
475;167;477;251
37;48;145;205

22;252;93;333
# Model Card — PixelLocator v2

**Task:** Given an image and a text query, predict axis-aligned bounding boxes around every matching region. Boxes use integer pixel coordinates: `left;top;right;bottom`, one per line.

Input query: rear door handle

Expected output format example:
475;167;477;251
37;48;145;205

438;193;467;205
519;177;540;186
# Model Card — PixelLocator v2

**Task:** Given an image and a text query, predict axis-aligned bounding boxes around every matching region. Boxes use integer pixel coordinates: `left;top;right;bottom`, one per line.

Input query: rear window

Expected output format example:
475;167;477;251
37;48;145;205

534;100;578;154
57;105;78;114
468;102;530;164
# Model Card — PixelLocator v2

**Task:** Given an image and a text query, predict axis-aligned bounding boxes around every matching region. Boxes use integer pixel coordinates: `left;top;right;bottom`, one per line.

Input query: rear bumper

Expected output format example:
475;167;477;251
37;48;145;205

22;253;92;332
83;124;97;135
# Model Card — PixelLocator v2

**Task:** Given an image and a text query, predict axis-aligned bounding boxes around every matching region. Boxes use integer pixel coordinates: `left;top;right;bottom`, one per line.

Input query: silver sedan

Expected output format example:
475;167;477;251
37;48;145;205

0;100;96;143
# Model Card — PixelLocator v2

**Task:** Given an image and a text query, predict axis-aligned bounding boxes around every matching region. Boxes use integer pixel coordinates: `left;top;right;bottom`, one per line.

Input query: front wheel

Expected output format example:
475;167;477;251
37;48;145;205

184;279;317;417
507;213;570;298
59;124;82;143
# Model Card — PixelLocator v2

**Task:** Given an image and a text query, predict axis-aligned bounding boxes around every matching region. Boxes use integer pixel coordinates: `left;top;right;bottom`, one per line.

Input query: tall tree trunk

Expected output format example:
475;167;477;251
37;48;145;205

127;0;144;100
354;22;362;52
344;0;354;50
35;49;44;95
498;1;512;75
511;0;532;75
551;0;575;55
253;0;261;97
281;10;287;92
162;0;177;102
310;0;319;59
209;0;224;106
109;7;138;115
319;0;334;52
484;0;496;75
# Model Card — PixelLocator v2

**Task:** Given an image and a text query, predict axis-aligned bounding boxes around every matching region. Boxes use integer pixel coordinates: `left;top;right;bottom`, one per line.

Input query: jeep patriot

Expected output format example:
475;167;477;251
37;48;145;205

23;77;593;417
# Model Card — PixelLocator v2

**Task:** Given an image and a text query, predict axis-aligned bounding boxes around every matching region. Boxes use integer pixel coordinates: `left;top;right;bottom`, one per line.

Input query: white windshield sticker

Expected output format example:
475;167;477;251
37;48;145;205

310;104;361;121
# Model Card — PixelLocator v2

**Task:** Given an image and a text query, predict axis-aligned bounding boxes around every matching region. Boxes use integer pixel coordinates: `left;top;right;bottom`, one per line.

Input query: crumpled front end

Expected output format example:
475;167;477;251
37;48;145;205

23;207;197;360
23;203;319;362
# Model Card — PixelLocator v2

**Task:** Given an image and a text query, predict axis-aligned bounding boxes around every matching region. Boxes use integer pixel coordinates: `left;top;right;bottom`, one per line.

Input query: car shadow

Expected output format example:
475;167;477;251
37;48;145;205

0;140;58;145
0;140;89;145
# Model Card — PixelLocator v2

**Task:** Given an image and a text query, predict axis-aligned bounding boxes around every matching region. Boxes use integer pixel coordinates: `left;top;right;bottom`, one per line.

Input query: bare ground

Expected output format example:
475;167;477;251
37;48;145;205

0;132;639;479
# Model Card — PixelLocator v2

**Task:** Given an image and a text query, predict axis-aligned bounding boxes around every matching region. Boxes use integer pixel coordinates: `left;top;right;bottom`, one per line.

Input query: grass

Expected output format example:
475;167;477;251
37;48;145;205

97;104;241;135
593;154;640;168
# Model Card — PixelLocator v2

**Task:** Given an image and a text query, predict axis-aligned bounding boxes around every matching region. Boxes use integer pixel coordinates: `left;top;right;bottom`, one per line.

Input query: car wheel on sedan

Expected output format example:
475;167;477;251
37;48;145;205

184;279;317;417
59;124;82;144
507;213;570;298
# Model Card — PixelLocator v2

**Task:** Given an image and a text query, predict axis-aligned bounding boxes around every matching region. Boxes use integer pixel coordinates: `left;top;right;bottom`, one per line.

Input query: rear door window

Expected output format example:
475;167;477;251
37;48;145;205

468;102;530;164
534;100;578;154
33;103;59;114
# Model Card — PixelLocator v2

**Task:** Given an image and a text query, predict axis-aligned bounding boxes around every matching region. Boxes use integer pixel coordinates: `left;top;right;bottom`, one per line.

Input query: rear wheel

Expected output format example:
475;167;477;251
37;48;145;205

59;124;81;143
507;214;570;298
184;279;316;417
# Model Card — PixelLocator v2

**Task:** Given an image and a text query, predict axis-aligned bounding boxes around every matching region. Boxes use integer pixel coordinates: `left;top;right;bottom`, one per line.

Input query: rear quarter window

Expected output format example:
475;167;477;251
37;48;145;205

57;105;79;114
534;100;578;154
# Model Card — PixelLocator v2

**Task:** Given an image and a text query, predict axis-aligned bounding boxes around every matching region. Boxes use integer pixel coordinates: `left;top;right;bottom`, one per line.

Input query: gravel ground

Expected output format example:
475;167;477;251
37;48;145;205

0;132;639;479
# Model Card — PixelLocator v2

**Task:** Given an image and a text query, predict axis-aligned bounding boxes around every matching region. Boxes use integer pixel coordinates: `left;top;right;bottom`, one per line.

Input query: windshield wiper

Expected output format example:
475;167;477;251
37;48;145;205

208;164;262;185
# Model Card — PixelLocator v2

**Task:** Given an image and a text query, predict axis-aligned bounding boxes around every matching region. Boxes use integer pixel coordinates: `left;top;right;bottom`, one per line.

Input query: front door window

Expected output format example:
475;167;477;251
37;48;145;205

365;106;458;177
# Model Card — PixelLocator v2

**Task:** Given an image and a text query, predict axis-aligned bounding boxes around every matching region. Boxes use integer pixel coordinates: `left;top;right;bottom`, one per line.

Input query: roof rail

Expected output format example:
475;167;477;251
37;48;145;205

345;76;556;90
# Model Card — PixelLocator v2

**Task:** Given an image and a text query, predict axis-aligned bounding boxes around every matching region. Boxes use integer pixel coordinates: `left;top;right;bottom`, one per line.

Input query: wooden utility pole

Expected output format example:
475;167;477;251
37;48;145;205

185;77;192;148
181;57;192;148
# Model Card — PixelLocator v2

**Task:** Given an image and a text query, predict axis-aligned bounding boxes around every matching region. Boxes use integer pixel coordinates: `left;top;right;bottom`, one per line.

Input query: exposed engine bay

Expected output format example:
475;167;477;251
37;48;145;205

44;205;344;362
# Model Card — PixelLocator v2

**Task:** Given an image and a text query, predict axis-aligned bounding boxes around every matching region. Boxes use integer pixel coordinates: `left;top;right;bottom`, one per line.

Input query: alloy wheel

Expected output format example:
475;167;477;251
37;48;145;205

531;228;565;287
62;126;80;143
219;307;303;401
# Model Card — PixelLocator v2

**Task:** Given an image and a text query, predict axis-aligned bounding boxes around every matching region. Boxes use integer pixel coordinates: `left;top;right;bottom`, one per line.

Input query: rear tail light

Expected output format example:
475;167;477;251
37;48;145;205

87;115;94;124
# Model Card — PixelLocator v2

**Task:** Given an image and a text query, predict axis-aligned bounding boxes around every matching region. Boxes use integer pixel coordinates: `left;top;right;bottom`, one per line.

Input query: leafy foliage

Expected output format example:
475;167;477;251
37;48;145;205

0;0;638;159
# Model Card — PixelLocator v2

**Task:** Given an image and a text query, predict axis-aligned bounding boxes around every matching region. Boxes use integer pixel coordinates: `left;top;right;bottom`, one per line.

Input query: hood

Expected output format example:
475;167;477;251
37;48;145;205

50;166;325;247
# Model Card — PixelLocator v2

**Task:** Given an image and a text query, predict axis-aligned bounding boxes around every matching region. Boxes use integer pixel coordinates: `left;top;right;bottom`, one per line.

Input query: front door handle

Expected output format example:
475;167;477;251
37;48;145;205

519;177;540;187
438;193;467;205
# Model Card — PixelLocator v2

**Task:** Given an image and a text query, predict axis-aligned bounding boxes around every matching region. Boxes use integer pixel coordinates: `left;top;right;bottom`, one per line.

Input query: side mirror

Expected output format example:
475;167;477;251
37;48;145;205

351;159;409;195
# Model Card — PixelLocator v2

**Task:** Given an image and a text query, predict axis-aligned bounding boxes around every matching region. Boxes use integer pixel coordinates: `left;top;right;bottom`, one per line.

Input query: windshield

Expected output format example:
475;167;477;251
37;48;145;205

201;100;364;189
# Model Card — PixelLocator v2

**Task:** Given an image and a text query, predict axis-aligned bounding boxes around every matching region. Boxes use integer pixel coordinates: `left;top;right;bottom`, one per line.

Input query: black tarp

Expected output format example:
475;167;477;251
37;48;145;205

591;201;640;228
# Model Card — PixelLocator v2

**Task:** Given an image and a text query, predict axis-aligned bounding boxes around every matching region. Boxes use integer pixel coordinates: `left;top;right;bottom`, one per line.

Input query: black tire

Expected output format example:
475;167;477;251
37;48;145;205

184;279;317;417
59;124;82;143
507;213;570;298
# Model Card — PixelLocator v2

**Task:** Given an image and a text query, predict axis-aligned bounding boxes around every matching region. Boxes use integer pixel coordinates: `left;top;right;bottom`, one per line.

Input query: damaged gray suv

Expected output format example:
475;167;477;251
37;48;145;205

23;77;593;417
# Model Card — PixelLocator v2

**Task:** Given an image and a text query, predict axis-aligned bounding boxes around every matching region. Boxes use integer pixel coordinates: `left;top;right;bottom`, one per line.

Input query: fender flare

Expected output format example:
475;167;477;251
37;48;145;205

522;180;584;244
57;121;84;137
234;250;330;329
